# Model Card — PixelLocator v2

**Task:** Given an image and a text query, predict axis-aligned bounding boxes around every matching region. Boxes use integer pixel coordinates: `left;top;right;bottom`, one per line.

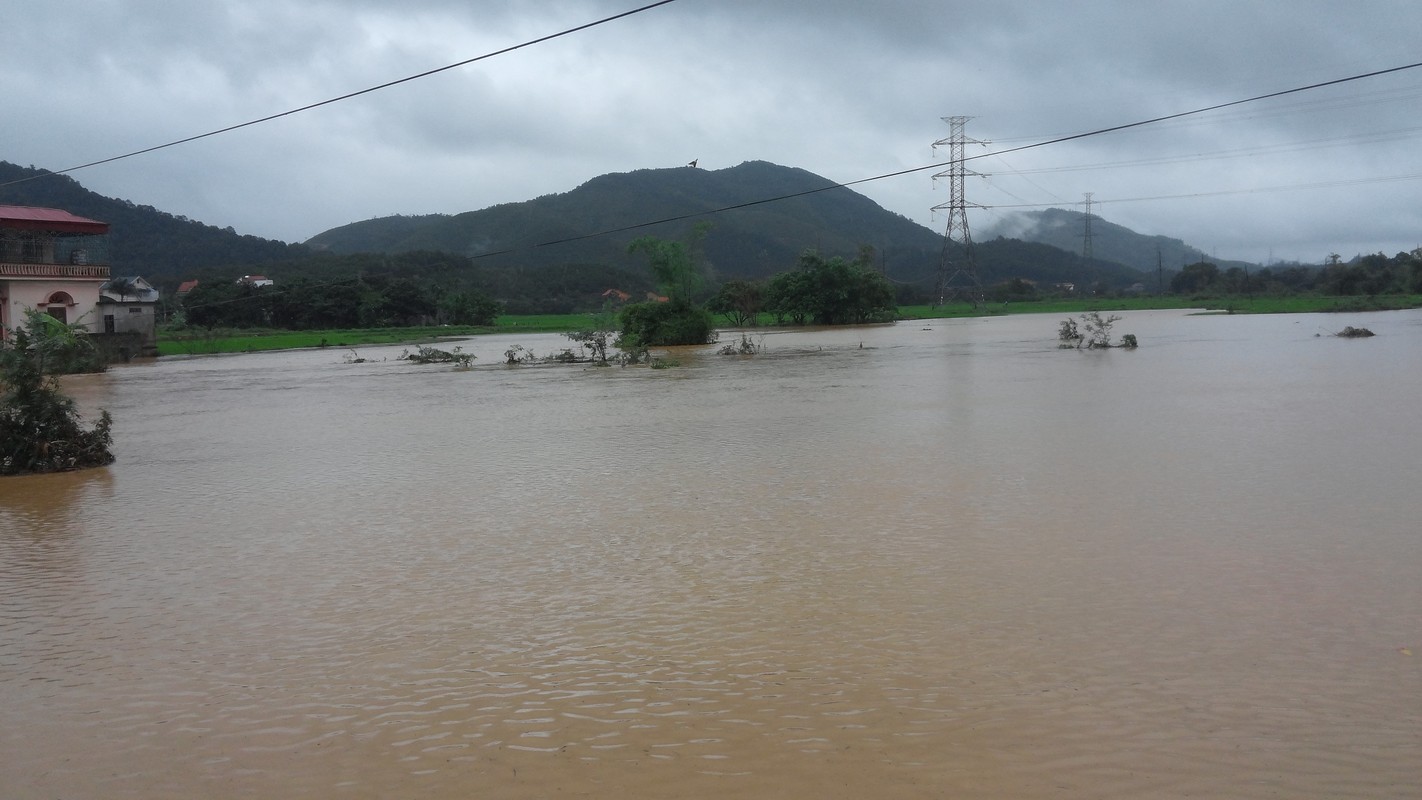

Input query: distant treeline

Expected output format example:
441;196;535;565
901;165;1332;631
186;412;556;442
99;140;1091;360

1170;250;1422;297
181;273;500;329
174;250;663;329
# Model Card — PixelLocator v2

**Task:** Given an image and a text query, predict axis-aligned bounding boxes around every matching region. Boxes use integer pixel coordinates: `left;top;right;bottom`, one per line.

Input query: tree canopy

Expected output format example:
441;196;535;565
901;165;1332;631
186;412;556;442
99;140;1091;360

619;226;717;347
763;250;897;325
181;272;499;330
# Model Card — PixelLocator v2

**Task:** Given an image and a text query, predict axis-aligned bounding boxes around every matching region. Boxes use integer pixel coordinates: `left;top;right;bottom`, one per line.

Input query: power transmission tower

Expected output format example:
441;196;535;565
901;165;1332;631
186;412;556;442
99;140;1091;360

1081;192;1095;294
932;116;987;307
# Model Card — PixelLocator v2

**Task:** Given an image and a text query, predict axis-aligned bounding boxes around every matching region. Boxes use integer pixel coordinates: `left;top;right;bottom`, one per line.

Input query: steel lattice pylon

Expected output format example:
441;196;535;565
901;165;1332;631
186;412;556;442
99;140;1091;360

932;116;987;307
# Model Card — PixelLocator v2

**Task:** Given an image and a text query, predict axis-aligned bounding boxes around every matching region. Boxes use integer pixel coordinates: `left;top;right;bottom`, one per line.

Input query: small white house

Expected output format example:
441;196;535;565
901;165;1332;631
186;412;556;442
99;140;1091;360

98;276;160;356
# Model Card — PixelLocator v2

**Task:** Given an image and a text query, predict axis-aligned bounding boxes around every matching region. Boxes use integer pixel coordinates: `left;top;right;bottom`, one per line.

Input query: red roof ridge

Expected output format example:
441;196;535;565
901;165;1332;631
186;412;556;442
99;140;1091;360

0;204;109;234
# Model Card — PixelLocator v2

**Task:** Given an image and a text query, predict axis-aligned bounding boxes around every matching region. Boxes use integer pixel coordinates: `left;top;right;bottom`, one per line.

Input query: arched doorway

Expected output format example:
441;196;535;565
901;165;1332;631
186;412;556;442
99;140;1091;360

45;291;75;325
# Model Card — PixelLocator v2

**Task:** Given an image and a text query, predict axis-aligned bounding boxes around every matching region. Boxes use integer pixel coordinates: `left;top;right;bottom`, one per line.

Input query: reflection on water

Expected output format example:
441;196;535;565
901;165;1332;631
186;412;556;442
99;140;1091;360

3;310;1420;799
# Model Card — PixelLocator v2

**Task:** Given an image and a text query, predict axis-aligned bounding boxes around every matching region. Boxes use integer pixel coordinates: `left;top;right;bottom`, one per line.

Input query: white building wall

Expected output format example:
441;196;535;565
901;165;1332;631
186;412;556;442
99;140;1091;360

1;280;105;334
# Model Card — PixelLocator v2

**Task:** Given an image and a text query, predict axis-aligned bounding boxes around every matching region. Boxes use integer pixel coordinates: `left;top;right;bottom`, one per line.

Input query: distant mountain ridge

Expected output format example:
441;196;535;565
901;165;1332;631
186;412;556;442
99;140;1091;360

981;207;1258;273
5;157;1186;295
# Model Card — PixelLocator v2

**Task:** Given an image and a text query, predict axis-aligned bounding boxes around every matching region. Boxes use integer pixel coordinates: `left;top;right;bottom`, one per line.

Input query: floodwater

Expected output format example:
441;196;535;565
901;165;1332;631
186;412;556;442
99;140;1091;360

2;309;1420;799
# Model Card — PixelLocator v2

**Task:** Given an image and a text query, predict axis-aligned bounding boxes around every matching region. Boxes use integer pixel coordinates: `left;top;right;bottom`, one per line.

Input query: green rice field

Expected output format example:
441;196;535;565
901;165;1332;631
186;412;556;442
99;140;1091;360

156;295;1422;356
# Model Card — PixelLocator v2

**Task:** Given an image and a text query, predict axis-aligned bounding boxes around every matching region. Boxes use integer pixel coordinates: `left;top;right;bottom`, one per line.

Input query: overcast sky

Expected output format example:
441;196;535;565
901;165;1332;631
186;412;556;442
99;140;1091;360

4;0;1420;264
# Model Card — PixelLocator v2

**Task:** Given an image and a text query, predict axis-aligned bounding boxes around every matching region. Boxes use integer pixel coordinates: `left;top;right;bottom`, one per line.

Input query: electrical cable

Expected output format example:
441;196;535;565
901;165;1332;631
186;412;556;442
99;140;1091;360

986;171;1422;210
176;61;1422;310
0;0;680;189
486;60;1422;259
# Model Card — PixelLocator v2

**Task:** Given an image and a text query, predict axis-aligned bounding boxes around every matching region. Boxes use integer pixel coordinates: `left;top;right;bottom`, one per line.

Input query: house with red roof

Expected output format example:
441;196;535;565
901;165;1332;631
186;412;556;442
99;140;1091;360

1;204;112;339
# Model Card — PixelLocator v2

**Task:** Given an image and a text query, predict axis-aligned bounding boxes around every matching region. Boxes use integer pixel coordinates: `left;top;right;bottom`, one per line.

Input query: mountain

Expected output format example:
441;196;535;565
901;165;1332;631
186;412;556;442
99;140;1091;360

5;157;1160;303
0;161;307;285
980;207;1258;274
307;162;1167;295
307;161;950;281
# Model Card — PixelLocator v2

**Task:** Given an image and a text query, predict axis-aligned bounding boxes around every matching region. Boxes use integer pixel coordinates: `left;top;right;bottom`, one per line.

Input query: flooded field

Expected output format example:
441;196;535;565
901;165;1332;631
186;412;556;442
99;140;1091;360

3;309;1420;798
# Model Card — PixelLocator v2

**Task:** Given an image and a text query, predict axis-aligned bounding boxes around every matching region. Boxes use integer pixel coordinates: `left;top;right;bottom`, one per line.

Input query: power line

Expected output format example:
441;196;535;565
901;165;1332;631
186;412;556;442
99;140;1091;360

0;0;680;190
481;59;1422;259
978;125;1422;178
178;62;1422;308
985;171;1422;209
985;82;1422;144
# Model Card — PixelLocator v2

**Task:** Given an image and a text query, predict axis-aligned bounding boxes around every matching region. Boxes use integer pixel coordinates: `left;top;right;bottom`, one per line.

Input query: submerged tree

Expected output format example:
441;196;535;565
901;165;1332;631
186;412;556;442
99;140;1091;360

627;222;710;306
2;313;115;475
619;225;718;347
764;250;897;325
1080;311;1122;349
1057;311;1136;349
707;279;765;327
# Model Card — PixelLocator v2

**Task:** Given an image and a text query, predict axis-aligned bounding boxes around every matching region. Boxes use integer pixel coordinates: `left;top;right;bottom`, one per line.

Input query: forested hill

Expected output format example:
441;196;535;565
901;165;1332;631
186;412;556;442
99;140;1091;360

3;157;1153;299
306;161;950;281
981;207;1260;273
0;161;307;279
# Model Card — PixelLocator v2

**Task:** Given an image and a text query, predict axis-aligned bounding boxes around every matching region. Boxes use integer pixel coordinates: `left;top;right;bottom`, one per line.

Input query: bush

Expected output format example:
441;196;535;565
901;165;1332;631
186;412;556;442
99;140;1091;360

399;345;474;366
618;300;717;347
1;324;115;475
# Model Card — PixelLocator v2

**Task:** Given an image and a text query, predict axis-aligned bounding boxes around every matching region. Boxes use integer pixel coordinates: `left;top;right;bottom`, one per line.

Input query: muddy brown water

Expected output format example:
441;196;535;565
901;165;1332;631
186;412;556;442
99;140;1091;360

3;310;1420;799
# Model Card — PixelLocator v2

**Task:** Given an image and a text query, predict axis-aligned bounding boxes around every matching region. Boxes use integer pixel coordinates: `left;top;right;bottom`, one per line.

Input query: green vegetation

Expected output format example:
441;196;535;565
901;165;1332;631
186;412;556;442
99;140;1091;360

159;326;485;356
5;310;107;375
762;249;896;325
399;345;474;367
618;227;718;347
618;300;716;348
1058;311;1134;349
2;311;114;475
707;279;764;326
897;293;1422;320
181;268;499;330
305;162;946;283
157;291;1422;358
1;160;305;278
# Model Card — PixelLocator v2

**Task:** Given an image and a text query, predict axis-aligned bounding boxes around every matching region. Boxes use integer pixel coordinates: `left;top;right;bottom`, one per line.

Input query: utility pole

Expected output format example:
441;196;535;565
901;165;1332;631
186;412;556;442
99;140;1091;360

932;116;987;307
1156;244;1164;295
1081;192;1095;294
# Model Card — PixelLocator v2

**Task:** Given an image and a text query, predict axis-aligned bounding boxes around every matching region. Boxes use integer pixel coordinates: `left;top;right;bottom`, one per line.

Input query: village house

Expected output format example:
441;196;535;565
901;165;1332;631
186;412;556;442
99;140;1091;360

1;204;160;359
1;204;112;338
98;276;161;357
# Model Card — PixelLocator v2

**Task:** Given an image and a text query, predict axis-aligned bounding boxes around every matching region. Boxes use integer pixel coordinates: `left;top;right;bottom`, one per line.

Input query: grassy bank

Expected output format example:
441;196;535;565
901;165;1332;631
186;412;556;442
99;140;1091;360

157;314;606;356
899;294;1422;319
159;326;490;356
157;295;1422;356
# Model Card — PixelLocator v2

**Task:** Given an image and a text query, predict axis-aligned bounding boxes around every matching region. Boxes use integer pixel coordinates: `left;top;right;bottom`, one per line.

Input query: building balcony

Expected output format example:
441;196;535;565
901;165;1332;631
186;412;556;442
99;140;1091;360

0;261;111;280
0;232;112;281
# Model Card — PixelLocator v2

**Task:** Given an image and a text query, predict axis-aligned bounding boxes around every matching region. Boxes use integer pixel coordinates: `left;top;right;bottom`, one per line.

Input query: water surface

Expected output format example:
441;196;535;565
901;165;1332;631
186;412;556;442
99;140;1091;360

3;310;1420;798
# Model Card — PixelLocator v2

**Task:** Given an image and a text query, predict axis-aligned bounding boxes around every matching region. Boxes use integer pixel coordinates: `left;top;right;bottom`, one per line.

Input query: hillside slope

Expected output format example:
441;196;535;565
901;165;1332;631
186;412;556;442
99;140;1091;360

307;161;949;281
0;161;307;282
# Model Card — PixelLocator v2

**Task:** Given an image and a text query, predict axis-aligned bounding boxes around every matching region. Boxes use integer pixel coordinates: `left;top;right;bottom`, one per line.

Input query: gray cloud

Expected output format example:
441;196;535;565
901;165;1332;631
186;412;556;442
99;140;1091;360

4;0;1419;263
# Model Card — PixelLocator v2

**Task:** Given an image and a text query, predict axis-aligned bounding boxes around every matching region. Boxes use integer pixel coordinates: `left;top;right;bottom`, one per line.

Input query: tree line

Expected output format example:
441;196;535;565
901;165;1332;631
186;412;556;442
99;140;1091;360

180;274;499;330
708;248;896;326
1172;250;1422;297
